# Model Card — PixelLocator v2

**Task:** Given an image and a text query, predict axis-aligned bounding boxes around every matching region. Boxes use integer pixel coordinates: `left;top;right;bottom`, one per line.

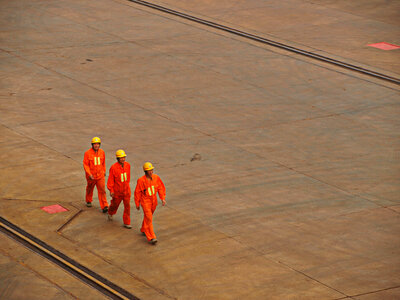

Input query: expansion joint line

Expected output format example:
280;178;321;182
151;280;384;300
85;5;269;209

127;0;400;85
0;216;139;300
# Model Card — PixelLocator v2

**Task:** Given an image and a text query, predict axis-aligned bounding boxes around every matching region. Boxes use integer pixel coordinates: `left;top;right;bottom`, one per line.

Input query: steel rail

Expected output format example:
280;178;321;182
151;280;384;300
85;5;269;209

0;216;139;300
127;0;400;85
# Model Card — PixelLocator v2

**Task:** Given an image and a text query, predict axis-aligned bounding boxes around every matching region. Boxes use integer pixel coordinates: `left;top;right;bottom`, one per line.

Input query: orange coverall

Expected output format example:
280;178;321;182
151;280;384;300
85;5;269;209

134;174;166;241
83;148;108;209
107;162;131;225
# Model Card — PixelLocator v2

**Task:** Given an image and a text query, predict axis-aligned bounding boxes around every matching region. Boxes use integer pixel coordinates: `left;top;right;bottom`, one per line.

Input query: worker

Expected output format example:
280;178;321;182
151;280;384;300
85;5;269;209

134;162;166;244
107;149;132;229
83;137;108;212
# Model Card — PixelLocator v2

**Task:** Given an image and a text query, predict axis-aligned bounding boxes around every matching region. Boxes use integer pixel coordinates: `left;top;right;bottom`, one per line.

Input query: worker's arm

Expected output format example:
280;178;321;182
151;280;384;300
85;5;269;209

102;151;106;176
157;176;166;206
127;163;131;183
134;179;142;210
107;167;115;197
83;152;93;179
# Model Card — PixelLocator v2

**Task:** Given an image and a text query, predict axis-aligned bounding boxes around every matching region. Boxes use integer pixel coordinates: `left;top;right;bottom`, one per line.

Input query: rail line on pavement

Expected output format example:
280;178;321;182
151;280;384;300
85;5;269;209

0;216;139;300
127;0;400;85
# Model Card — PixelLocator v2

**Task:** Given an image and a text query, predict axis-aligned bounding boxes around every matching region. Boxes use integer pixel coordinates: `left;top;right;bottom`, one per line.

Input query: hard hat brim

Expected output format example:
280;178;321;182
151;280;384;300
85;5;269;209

91;137;101;144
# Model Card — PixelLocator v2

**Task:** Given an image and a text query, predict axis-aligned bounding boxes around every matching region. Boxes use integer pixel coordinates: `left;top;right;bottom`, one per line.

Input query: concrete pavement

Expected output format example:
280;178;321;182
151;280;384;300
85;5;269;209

145;0;400;75
0;0;399;299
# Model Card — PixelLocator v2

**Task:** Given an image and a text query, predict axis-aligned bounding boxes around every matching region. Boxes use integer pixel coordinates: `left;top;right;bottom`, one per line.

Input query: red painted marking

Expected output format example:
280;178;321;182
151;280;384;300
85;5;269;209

367;42;400;50
41;204;68;214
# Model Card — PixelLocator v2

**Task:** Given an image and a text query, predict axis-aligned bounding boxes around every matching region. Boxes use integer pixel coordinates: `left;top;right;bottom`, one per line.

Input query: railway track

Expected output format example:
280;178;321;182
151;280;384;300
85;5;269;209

127;0;400;85
0;216;139;300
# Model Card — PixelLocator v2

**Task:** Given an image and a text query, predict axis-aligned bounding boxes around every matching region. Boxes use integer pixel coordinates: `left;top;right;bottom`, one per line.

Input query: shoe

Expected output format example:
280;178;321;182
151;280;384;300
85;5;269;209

86;202;92;207
150;238;158;245
102;207;108;213
107;214;113;221
124;224;132;229
141;232;146;236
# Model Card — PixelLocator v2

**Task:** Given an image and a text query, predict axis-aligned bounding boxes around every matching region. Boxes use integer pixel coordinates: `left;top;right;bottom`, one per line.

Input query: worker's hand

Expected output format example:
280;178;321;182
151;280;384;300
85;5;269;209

162;199;166;206
89;175;94;180
110;192;114;197
136;206;140;211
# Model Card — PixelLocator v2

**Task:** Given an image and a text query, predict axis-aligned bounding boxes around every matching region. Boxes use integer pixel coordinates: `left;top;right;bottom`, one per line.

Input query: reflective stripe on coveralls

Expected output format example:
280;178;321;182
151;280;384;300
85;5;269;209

147;186;155;196
120;172;127;182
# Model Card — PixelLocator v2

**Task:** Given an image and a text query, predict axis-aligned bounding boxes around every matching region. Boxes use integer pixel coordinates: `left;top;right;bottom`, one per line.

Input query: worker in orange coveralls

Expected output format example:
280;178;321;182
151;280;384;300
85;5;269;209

107;149;132;229
83;137;108;212
135;162;166;244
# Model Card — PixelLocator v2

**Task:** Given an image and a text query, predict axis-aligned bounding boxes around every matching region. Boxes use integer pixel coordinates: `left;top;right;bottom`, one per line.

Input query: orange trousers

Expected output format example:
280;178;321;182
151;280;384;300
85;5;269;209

140;202;157;241
109;196;131;225
86;177;108;209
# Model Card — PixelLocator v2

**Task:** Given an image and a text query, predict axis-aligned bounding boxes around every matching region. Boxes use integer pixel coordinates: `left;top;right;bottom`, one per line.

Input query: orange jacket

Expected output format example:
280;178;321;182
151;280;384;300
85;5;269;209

134;174;166;207
107;162;131;197
83;148;106;180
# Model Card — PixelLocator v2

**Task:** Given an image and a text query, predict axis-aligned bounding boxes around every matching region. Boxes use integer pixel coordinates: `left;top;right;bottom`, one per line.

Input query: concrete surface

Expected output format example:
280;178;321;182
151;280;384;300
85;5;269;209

148;0;400;75
0;0;399;299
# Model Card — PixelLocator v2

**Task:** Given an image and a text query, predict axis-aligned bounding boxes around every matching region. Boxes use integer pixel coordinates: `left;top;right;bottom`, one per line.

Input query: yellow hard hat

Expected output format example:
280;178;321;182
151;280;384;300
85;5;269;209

116;149;126;158
91;137;101;144
143;162;154;171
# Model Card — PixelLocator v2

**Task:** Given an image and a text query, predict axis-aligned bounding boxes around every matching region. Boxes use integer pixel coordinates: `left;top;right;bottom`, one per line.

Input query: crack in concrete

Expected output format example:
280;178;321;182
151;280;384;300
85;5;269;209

224;235;350;298
56;203;83;233
0;121;81;165
211;133;396;211
350;285;400;297
11;184;85;199
1;197;66;203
